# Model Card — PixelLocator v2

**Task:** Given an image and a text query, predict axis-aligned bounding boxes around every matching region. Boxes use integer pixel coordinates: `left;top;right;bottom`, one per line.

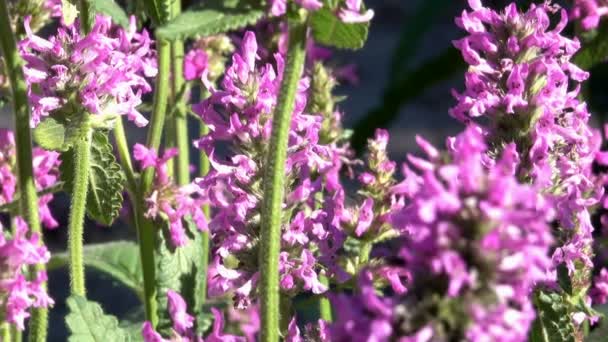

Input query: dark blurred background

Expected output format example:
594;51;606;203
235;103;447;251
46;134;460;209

1;0;606;340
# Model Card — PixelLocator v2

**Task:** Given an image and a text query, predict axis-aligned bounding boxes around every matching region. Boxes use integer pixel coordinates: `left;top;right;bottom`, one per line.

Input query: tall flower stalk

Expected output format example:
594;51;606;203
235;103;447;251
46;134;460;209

259;21;307;341
0;0;48;340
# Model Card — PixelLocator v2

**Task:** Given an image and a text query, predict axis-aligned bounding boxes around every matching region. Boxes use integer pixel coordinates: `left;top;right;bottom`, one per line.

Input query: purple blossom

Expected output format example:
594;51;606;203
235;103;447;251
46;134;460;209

571;0;608;30
451;0;602;302
0;217;53;330
0;129;60;229
184;48;208;81
133;144;208;247
20;15;156;127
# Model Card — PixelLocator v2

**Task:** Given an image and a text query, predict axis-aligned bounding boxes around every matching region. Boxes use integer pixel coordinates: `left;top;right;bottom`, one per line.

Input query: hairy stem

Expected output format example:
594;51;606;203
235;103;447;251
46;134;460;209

258;22;307;342
113;118;137;195
78;0;92;33
67;130;92;296
171;0;190;186
136;38;171;327
199;118;211;304
0;1;48;340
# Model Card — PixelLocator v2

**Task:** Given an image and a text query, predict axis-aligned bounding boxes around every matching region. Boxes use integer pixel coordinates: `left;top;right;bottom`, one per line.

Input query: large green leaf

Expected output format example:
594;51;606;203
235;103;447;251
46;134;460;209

48;241;143;299
310;8;369;50
529;291;576;342
65;295;134;342
141;0;172;26
87;0;130;28
154;218;205;334
156;0;264;41
61;130;125;226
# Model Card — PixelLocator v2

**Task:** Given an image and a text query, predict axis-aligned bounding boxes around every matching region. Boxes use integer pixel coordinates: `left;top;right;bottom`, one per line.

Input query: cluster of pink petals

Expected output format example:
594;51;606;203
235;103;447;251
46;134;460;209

193;31;341;307
184;48;209;82
329;127;554;341
0;217;53;330
133;144;208;247
571;0;608;30
19;14;157;127
142;290;244;342
0;129;60;229
451;0;602;280
269;0;373;23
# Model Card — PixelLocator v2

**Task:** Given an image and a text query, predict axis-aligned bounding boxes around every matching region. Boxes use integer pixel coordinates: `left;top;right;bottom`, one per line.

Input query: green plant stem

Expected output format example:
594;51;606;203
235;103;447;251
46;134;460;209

11;325;21;342
318;274;332;322
113;118;137;195
258;22;307;342
1;323;10;342
170;0;190;186
359;241;373;266
0;1;48;340
136;38;171;328
199;118;211;304
67;130;92;296
79;0;92;33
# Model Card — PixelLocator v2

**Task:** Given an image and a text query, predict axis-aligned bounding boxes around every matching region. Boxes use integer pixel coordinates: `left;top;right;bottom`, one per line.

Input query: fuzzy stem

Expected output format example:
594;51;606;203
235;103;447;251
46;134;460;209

67;130;92;296
136;38;171;327
1;323;10;342
0;1;48;340
199;118;211;304
170;0;190;186
258;22;307;342
113;118;137;195
78;0;92;33
318;274;333;322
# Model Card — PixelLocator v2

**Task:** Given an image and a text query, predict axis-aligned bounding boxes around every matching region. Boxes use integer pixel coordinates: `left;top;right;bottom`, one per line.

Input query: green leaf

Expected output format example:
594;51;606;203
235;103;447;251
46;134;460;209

61;130;125;226
88;0;130;28
156;0;265;41
574;22;608;70
530;291;576;342
310;8;369;50
141;0;172;26
65;295;132;342
48;241;143;298
33;116;89;152
154;218;204;334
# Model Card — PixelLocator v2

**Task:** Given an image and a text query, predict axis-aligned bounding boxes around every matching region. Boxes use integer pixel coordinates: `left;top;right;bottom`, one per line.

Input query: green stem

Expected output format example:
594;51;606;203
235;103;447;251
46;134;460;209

1;323;10;342
171;0;190;186
0;1;48;340
113;118;137;195
67;130;92;296
11;326;21;342
136;38;171;328
318;274;332;322
258;22;307;342
78;0;92;33
359;241;373;266
199;118;211;304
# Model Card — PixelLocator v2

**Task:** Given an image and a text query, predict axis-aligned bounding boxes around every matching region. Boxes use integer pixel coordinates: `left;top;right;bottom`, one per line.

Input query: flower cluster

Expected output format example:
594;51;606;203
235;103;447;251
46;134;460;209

184;35;234;83
571;0;608;30
451;0;602;297
194;31;345;307
133;144;208;247
0;217;53;330
330;127;554;341
0;129;60;229
269;0;374;23
19;14;156;127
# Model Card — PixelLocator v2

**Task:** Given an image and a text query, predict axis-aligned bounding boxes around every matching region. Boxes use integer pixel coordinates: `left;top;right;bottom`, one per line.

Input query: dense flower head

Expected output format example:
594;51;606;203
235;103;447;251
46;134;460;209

269;0;373;23
194;30;348;307
19;14;157;127
451;0;602;295
0;217;53;330
571;0;608;30
0;129;60;229
330;127;554;341
133;144;208;247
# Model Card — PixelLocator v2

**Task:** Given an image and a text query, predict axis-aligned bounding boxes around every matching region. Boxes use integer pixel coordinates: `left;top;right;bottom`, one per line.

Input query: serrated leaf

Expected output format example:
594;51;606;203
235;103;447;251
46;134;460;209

61;130;125;226
33;116;89;152
88;0;130;28
530;291;576;342
66;295;132;342
48;241;143;298
142;0;171;26
156;0;265;41
310;8;369;50
154;218;204;334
